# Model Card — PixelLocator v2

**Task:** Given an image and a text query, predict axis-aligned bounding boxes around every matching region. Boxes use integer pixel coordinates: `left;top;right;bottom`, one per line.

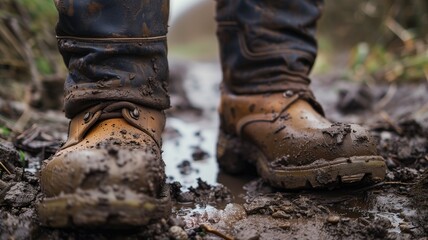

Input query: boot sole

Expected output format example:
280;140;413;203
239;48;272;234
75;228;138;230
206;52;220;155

38;184;171;228
217;131;386;189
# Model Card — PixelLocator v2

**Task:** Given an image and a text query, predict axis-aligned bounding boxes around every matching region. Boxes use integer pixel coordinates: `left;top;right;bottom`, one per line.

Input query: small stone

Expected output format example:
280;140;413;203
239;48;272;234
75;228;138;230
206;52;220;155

327;215;341;224
272;210;290;219
4;182;37;207
0;139;20;167
281;206;294;213
386;158;398;169
399;223;412;233
244;196;274;213
169;217;186;228
177;191;195;203
177;160;193;175
380;131;392;140
279;221;291;230
169;226;188;240
235;228;259;240
385;171;395;181
191;147;209;161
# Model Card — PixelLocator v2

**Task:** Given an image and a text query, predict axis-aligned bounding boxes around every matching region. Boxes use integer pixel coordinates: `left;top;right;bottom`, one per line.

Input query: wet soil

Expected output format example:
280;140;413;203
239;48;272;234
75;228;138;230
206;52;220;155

0;61;427;239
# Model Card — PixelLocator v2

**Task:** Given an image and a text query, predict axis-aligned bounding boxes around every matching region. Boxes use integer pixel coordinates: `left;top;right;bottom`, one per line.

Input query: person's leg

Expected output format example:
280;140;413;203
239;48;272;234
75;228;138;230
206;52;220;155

56;0;170;117
216;0;386;189
38;0;171;227
216;0;320;96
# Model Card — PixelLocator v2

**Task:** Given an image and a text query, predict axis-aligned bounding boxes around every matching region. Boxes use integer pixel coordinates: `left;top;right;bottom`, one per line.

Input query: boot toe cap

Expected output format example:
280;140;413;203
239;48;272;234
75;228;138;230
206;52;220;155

41;145;164;198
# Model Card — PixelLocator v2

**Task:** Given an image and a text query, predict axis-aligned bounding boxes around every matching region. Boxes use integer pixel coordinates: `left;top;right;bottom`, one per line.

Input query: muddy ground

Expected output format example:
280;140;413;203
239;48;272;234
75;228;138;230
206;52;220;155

0;61;427;240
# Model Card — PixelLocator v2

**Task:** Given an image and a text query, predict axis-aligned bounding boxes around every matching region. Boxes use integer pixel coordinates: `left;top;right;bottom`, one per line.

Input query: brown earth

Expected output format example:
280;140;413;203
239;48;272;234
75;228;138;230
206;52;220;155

0;61;427;240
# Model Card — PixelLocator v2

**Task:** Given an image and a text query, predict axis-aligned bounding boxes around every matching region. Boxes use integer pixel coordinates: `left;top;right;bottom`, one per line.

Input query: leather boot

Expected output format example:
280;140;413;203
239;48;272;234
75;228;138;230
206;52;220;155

38;0;171;227
216;0;386;189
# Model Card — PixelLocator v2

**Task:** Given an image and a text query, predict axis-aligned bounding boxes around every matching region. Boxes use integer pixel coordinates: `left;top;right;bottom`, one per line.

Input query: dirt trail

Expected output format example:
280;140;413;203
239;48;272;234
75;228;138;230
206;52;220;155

0;61;427;239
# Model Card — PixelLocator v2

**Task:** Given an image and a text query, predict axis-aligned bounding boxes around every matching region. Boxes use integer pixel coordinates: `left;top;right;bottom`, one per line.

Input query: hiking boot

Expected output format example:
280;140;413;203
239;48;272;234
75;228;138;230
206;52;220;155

39;102;171;227
217;87;386;189
38;0;171;227
215;0;386;189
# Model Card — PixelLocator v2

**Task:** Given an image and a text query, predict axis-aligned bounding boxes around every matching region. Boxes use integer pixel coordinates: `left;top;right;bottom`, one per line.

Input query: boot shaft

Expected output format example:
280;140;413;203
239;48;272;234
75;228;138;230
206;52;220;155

216;0;323;94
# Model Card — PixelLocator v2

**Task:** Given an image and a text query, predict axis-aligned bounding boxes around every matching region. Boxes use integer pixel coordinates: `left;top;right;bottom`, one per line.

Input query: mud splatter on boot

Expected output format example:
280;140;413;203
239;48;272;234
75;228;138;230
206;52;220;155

38;103;171;228
217;87;386;189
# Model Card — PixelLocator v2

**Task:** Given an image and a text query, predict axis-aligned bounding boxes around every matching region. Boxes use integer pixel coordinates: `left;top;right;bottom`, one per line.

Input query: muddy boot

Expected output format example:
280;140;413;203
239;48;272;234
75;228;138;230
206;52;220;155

38;0;171;227
215;0;386;189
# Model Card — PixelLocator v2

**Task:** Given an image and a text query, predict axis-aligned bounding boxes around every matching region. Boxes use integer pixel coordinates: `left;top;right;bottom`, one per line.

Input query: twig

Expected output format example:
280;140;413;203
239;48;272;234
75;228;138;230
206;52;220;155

0;59;27;68
385;16;414;49
0;38;13;60
383;181;416;186
0;161;12;175
201;224;235;240
0;20;26;58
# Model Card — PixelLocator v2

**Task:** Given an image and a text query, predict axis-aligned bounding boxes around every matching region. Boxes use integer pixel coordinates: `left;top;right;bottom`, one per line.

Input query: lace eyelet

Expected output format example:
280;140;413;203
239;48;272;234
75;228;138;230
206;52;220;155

130;108;140;119
83;112;92;123
283;90;294;98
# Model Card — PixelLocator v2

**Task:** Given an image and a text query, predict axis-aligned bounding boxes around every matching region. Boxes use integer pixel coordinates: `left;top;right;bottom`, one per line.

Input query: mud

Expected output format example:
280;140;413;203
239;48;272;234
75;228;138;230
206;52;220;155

0;61;427;239
171;178;233;205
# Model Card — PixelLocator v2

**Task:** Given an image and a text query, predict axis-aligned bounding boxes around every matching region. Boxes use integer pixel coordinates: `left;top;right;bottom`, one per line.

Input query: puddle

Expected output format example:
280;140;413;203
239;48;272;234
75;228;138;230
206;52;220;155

163;117;219;188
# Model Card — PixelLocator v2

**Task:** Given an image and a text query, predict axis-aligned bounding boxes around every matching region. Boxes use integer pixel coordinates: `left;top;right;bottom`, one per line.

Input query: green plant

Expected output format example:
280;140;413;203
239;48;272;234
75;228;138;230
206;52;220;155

0;126;11;138
345;0;428;83
0;0;63;102
18;150;26;168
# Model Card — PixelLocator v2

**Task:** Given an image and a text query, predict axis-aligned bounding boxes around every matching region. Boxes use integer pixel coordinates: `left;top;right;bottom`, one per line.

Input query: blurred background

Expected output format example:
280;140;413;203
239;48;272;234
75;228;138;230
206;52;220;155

0;0;427;110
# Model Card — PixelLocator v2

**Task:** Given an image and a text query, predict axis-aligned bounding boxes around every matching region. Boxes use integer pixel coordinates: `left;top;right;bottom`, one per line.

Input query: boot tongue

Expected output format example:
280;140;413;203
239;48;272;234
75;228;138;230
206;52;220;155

63;102;165;149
